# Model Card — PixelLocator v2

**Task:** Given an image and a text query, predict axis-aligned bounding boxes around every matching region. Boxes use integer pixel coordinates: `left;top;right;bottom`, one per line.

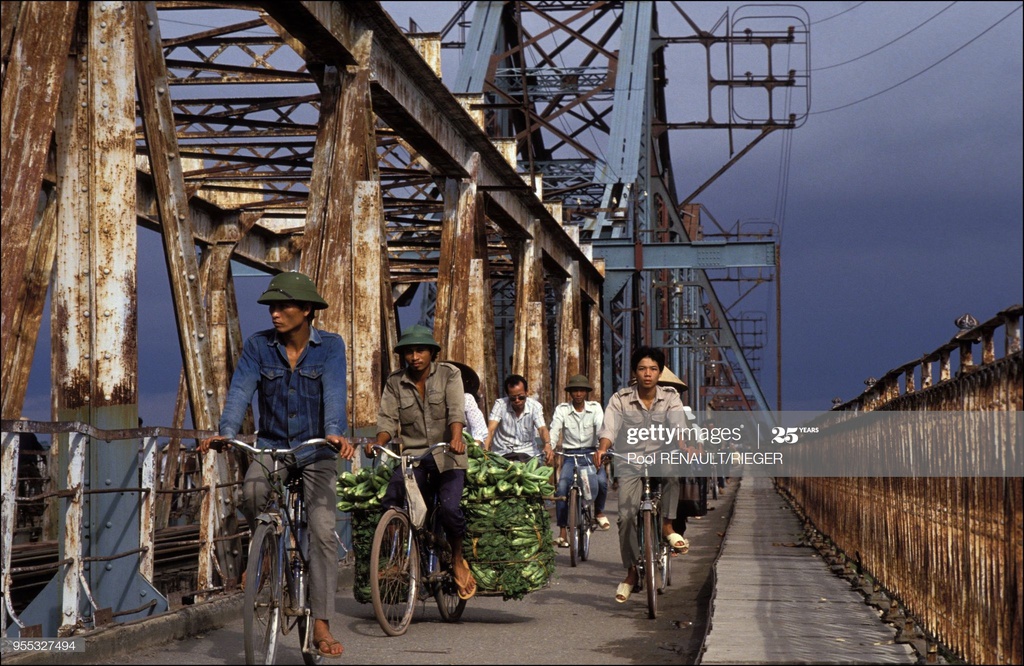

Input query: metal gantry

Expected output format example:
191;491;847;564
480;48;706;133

1;0;804;637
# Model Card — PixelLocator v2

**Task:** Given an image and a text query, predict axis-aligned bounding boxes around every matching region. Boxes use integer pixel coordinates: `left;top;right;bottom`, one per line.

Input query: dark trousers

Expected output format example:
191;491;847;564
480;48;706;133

382;455;466;541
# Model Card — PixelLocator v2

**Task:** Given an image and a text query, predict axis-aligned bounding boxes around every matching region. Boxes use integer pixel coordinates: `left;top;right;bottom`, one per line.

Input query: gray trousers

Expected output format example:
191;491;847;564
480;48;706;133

242;457;338;620
615;475;679;570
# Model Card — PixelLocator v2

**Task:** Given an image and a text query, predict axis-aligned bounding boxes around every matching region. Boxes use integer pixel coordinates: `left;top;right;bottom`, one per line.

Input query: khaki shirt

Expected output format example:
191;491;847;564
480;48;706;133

377;361;467;472
597;385;688;456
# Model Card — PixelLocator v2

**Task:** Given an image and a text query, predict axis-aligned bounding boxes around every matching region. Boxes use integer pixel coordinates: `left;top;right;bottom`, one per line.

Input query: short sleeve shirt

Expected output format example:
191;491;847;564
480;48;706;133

549;400;604;451
488;396;547;456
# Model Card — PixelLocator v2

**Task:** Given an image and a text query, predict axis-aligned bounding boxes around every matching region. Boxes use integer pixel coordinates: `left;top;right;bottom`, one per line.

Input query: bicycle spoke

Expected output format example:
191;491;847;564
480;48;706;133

244;524;281;665
370;510;419;636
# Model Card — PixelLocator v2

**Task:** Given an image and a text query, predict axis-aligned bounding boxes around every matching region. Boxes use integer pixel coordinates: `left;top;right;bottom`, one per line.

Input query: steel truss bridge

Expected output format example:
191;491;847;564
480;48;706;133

1;0;809;638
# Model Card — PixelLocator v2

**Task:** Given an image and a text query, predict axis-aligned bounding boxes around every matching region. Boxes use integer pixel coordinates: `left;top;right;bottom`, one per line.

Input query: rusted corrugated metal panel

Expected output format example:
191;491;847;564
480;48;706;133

1;1;77;368
1;185;58;418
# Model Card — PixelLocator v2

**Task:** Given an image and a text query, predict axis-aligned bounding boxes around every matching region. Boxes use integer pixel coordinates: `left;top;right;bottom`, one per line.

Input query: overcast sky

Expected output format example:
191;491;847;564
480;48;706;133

19;1;1023;426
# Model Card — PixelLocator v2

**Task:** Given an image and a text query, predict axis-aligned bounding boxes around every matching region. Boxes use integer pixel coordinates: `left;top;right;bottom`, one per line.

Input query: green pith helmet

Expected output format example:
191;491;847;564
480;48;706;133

394;324;441;352
565;374;593;391
257;272;329;310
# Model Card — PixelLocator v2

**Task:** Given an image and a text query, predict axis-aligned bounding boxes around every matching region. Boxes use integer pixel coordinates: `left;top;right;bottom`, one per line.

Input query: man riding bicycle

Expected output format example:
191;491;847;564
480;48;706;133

595;346;694;603
482;374;556;465
550;374;609;547
200;271;355;658
368;325;477;600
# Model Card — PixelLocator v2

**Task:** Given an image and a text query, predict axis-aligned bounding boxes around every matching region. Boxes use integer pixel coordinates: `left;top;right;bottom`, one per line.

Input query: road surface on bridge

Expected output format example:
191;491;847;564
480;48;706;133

79;485;737;665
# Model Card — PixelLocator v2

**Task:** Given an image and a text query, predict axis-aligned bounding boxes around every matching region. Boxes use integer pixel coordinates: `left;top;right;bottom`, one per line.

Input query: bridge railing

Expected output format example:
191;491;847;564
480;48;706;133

776;304;1022;665
0;423;257;637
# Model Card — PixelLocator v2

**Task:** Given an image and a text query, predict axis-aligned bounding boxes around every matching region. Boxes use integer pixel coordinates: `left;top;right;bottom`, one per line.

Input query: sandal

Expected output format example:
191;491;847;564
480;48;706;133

615;582;632;603
666;533;689;554
314;638;344;659
455;569;477;600
596;516;611;531
555;537;570;548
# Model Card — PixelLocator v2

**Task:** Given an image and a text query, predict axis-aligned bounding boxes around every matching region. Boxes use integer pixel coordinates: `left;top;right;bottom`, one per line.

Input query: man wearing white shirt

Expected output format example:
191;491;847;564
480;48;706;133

550;374;610;548
483;374;555;465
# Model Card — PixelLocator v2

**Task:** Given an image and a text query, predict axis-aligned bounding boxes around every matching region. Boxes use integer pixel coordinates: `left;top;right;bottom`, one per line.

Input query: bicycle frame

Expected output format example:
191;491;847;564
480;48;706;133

603;449;671;619
368;443;465;636
561;452;596;566
218;438;333;665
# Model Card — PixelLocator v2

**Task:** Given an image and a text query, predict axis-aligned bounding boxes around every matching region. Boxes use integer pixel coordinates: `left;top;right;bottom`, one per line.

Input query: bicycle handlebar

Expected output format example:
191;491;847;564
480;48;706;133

560;451;596;465
372;441;449;463
210;437;334;457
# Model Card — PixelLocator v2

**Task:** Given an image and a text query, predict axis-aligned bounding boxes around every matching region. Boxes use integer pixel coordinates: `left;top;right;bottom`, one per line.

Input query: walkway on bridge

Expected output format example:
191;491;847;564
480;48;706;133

701;475;917;664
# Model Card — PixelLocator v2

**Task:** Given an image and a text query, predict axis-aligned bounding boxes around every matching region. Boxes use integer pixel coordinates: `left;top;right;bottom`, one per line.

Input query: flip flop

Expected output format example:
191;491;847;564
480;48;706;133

555;537;570;548
314;638;344;659
456;571;477;600
615;582;632;603
596;516;611;531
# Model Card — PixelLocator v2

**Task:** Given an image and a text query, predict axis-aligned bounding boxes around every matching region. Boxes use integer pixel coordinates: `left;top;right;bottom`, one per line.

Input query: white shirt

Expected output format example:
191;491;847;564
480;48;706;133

549;400;604;450
463;393;489;443
488;396;547;456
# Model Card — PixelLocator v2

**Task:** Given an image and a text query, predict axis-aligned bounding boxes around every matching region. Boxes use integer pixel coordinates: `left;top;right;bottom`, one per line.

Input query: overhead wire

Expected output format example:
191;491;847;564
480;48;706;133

812;2;958;72
810;2;868;26
811;3;1023;115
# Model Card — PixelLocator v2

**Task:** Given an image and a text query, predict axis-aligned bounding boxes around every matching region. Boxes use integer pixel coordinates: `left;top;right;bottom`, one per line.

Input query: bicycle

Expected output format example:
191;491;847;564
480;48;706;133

560;451;597;567
602;450;671;619
368;442;466;636
210;437;336;665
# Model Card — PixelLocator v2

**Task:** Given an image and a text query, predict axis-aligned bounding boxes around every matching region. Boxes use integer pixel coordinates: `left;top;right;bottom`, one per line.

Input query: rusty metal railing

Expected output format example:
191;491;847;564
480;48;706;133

777;304;1023;665
0;421;233;636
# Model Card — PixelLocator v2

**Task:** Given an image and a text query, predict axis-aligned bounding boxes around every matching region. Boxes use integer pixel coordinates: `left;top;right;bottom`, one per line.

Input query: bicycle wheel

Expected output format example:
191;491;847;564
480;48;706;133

568;487;580;568
244;523;281;665
579;498;592;562
642;509;658;619
431;523;466;622
370;509;419;636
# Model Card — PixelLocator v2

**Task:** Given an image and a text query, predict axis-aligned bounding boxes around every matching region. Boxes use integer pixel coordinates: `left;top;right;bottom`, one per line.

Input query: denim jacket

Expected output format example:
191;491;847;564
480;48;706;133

219;326;348;467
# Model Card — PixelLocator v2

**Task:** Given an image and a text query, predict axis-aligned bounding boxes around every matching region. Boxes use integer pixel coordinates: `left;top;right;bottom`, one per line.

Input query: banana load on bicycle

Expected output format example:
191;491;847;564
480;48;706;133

339;441;556;603
594;346;702;605
343;325;557;607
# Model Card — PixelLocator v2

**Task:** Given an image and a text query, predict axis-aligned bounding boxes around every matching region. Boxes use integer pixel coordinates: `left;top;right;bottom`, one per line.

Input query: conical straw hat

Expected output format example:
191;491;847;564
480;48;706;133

657;367;688;393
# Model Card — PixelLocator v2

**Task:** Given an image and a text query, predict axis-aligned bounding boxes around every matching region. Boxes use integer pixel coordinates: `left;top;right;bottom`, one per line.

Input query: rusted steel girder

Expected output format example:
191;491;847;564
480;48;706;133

513;219;552;417
435;154;484;363
135;1;232;595
556;257;583;400
1;1;78;384
261;1;601;302
23;1;168;638
301;62;392;431
1;185;58;418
